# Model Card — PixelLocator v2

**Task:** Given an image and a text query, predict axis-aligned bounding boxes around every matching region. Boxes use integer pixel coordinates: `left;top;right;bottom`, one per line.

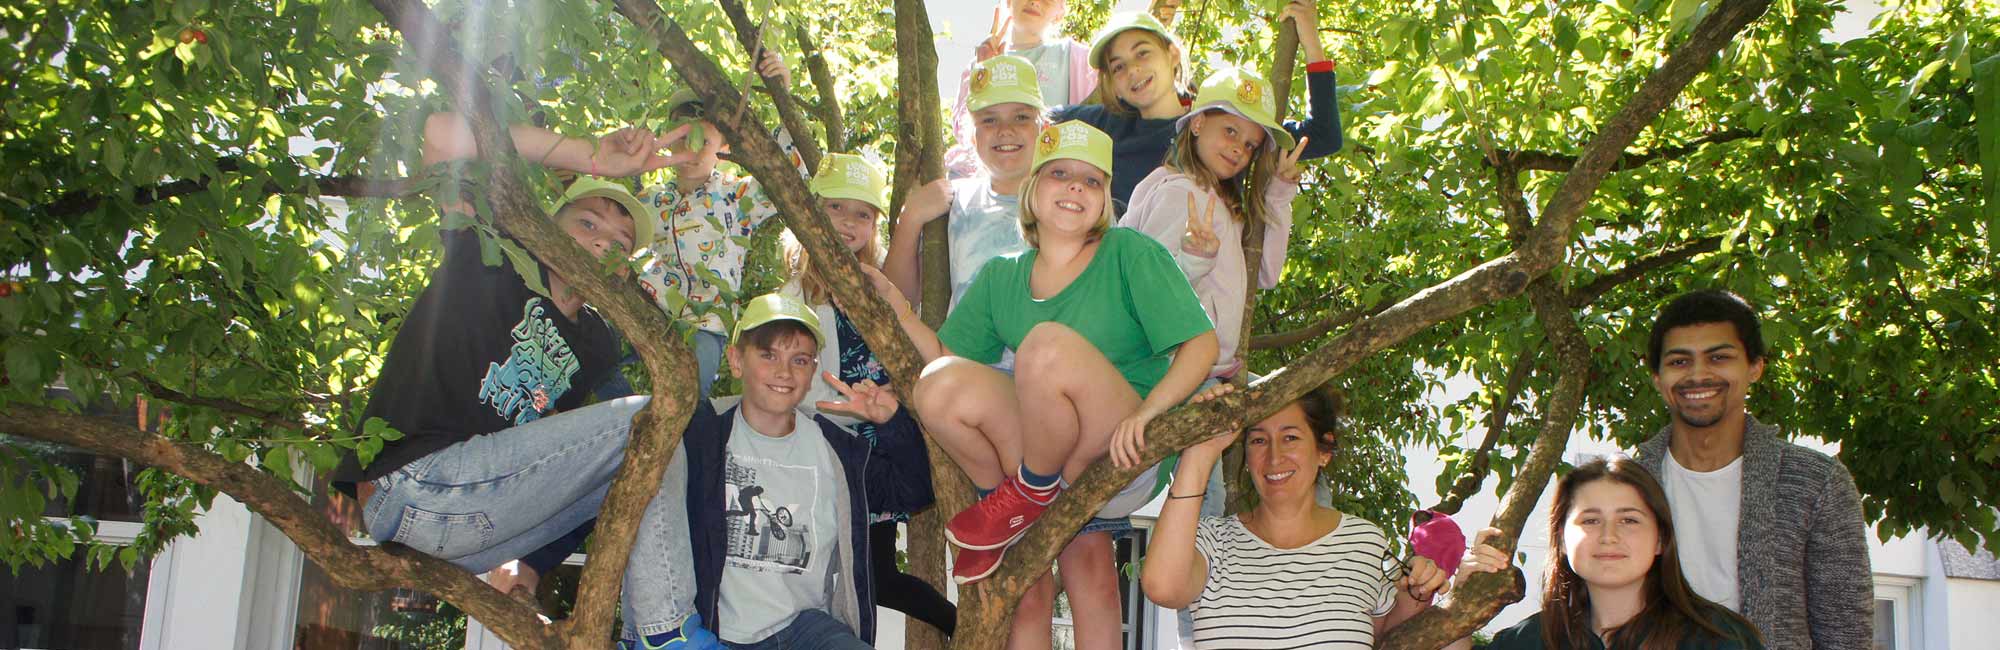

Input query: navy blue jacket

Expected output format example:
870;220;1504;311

682;399;933;644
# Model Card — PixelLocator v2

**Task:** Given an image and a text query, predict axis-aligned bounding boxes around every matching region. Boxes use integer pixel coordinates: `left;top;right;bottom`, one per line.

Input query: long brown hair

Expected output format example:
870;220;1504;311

1083;30;1193;117
1164;110;1282;228
783;219;884;307
1541;457;1760;650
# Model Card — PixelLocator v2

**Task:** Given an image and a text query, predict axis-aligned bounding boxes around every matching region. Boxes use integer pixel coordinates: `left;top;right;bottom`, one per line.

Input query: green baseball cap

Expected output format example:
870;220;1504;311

808;153;890;213
1088;11;1176;69
558;177;657;253
1031;121;1113;177
968;54;1046;113
664;88;704;118
1176;67;1295;151
732;293;826;348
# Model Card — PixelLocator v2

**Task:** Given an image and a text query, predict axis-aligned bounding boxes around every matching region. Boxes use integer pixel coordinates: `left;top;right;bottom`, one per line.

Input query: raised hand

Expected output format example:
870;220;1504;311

901;179;954;227
1398;555;1449;602
1452;527;1512;590
1110;405;1166;470
1181;193;1222;258
815;372;902;424
974;2;1014;62
756;46;792;90
1181;383;1241;456
1276;136;1310;184
592;123;697;177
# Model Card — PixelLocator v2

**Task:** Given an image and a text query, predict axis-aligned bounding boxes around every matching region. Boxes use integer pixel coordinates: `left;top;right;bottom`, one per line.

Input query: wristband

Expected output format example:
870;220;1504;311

1305;60;1337;74
1167;492;1205;500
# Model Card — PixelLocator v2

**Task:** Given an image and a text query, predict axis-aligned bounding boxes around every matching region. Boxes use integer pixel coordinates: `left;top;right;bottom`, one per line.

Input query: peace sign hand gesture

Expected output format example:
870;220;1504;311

974;2;1014;62
1181;193;1222;259
814;372;902;425
1275;136;1310;184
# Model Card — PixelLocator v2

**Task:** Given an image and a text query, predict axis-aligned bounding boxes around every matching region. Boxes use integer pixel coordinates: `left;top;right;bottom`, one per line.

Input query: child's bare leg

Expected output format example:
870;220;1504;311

1058;532;1124;650
1008;570;1058;650
914;356;1025;489
1012;323;1141;482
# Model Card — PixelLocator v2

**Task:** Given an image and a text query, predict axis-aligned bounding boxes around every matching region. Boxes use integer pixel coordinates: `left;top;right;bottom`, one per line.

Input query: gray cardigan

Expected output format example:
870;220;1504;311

1634;415;1875;650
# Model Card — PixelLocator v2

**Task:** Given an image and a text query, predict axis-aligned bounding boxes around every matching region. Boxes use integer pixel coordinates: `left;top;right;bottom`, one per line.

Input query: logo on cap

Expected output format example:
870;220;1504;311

971;68;993;94
990;61;1021;88
1037;128;1061;157
1237;79;1266;111
844;160;871;186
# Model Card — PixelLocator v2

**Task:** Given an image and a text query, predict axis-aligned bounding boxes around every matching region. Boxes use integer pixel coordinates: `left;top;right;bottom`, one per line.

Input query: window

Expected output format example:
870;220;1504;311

0;552;152;650
1873;575;1921;650
1050;530;1148;650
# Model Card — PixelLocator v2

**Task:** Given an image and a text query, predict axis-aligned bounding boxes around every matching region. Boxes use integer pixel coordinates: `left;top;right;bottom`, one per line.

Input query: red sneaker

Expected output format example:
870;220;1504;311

952;544;1008;585
945;476;1057;550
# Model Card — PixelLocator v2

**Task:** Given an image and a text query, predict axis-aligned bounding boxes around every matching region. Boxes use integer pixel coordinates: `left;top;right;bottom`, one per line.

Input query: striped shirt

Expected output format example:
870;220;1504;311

1191;514;1397;649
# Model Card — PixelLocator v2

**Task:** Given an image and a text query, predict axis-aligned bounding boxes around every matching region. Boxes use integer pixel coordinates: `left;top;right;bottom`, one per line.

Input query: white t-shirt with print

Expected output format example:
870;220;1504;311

715;409;842;643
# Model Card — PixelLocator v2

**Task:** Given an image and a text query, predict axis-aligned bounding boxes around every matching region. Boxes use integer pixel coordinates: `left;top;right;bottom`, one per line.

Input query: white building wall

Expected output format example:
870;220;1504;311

1945;578;2000;650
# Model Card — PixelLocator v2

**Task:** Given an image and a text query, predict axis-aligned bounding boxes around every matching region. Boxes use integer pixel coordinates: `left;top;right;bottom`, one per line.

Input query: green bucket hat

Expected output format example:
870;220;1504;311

1031;121;1113;177
1176;67;1295;151
733;292;826;349
558;177;657;253
808;153;890;213
1088;11;1176;69
968;54;1046;113
664;88;704;118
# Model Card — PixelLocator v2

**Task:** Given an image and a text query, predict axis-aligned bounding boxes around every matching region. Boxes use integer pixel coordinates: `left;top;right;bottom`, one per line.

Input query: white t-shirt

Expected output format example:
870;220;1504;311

716;409;843;643
1191;514;1397;649
945;177;1025;312
1662;450;1744;611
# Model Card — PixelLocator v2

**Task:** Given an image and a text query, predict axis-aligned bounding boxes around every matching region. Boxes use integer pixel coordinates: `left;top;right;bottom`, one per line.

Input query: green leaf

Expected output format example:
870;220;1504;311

6;342;47;388
1667;0;1703;34
494;238;551;298
1889;59;1948;119
1974;53;2000;255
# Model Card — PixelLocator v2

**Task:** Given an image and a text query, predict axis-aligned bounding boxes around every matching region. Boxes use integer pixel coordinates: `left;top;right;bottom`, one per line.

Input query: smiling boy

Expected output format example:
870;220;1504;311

1632;289;1873;649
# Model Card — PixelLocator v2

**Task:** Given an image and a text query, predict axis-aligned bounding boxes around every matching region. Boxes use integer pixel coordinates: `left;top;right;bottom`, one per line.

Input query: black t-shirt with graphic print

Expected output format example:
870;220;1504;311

332;218;618;491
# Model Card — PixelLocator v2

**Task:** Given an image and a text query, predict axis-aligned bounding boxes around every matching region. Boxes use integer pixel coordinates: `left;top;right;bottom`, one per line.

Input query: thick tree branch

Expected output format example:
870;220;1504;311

792;21;848;154
1498;128;1759;174
1246;297;1391;350
713;0;823;173
0;406;557;646
1431;346;1536;515
368;1;702;646
1565;235;1723;306
38;157;415;219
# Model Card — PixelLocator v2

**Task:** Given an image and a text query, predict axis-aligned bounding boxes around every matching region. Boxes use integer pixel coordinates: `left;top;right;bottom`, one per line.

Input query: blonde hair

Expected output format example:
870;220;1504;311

1016;168;1114;249
1085;30;1193;117
1166;110;1283;228
784;215;885;306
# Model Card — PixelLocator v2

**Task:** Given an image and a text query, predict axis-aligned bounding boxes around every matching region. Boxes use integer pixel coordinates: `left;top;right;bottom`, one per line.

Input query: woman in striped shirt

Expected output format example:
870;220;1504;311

1142;384;1451;649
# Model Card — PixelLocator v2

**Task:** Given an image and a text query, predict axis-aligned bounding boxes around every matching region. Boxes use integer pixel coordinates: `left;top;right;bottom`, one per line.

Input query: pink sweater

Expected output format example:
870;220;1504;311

1119;167;1299;377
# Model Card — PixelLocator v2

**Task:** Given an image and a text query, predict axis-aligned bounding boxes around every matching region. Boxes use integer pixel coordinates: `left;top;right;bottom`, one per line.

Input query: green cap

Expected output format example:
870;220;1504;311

1088;11;1176;69
808;153;890;213
664;88;704;118
732;293;826;348
968;55;1046;113
558;177;657;253
1031;121;1114;176
1176;67;1295;151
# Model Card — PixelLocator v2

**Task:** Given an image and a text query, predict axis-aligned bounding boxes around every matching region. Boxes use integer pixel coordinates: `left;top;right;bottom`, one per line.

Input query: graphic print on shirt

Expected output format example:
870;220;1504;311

720;453;819;573
477;299;581;425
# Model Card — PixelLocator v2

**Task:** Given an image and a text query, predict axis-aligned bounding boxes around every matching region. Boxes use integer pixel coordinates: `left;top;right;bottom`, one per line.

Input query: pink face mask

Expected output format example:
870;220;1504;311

1408;510;1469;578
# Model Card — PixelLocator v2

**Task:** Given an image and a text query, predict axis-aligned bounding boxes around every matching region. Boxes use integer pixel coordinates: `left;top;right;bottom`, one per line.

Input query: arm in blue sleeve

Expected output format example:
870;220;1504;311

863;408;935;515
1288;68;1345;160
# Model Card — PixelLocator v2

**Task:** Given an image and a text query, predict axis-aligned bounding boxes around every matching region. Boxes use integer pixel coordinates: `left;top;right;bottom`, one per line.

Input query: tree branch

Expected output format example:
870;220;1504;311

38;157;416;219
1497;128;1759;174
367;1;704;646
791;21;848;154
0;406;557;646
1246;297;1391;350
1431;346;1537;515
714;0;824;174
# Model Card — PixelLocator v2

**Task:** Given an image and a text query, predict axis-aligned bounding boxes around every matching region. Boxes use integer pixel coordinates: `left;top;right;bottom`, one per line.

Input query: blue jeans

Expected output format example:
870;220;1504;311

364;395;696;633
722;609;869;650
596;329;727;400
694;329;726;398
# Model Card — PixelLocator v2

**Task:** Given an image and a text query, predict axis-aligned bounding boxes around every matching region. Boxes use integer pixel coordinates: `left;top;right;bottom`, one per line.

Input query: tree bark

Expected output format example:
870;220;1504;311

792;21;848;154
714;0;823;174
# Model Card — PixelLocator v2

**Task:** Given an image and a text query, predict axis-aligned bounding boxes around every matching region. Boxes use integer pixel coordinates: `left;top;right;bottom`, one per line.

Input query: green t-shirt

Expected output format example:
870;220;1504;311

1481;610;1764;650
939;227;1213;398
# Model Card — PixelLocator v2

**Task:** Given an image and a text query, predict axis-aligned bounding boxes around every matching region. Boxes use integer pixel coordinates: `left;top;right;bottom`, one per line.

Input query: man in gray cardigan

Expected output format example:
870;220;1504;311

1633;289;1874;650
